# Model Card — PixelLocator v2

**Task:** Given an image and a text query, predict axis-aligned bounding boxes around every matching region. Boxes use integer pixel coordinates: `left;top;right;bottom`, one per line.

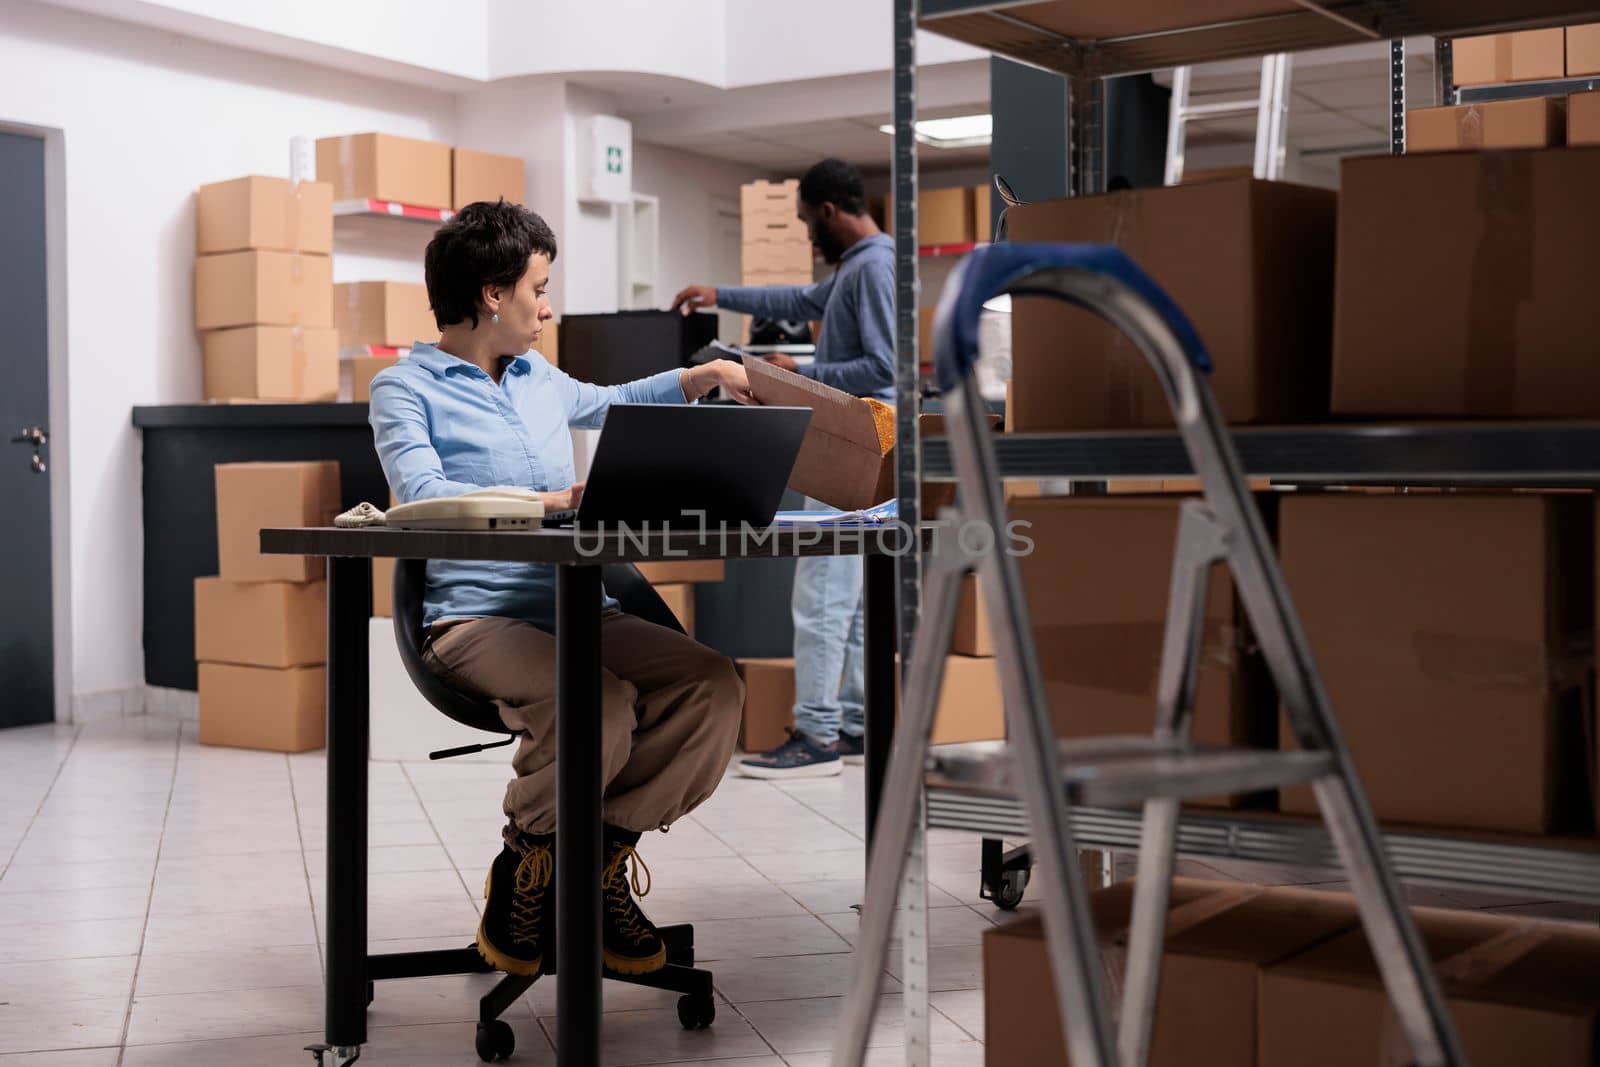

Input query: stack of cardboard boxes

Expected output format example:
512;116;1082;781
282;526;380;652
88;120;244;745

985;877;1600;1067
195;461;341;752
741;179;813;287
314;132;526;400
195;177;337;402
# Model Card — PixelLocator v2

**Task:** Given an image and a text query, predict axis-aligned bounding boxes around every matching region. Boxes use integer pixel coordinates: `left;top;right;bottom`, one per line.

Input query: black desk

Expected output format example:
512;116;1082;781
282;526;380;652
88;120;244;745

261;524;902;1066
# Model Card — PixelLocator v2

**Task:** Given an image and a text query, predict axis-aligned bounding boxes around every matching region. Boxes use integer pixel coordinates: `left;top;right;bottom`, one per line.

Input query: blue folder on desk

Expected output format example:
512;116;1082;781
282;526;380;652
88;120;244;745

773;500;898;526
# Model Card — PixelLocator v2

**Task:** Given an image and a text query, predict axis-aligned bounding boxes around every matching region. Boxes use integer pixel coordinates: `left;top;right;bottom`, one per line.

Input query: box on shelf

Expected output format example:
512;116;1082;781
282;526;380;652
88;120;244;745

202;325;337;402
985;878;1360;1067
316;132;452;210
215;461;341;583
532;320;558;365
335;281;435;349
736;657;794;752
652;582;695;637
974;183;992;243
373;556;395;618
740;179;798;224
346;356;395;404
1008;178;1336;430
1407;98;1566;153
1009;495;1271;805
1259;906;1600;1067
451;147;525;210
195;250;333;331
1451;28;1566;86
921;186;974;246
1571;23;1600;77
1277;493;1594;835
194;577;325;668
633;560;724;585
746;357;894;512
951;573;993;657
1570;91;1600;146
196;176;333;255
198;662;325;752
1332;148;1600;417
928;653;1003;743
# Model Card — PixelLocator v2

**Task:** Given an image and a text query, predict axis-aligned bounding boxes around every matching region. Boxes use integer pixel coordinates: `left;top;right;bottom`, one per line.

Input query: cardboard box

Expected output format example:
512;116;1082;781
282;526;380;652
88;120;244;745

532;320;558;365
373;556;394;618
929;653;1004;743
195;250;333;331
633;559;724;585
1260;906;1600;1067
194;577;325;668
951;573;993;657
1331;149;1600;417
1008;179;1335;430
742;240;813;275
202;326;337;402
922;187;974;246
1009;496;1270;804
746;356;894;512
451;147;525;210
740;179;798;223
198;662;325;753
743;214;808;244
1571;23;1600;76
335;281;435;349
347;355;395;404
1452;28;1566;86
736;657;794;752
974;183;992;243
1407;98;1565;153
1277;493;1593;834
196;176;333;255
215;461;341;583
740;269;814;288
986;879;1360;1067
652;582;695;637
316;132;452;210
1570;91;1600;146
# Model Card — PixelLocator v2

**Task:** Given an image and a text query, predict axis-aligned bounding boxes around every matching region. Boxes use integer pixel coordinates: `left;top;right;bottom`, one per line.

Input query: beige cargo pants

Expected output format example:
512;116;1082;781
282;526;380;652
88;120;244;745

422;612;744;834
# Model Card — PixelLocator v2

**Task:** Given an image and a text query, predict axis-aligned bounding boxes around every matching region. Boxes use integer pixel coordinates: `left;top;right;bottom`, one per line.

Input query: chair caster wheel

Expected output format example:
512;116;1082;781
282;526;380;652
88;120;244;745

989;868;1028;911
475;1019;515;1062
677;994;715;1030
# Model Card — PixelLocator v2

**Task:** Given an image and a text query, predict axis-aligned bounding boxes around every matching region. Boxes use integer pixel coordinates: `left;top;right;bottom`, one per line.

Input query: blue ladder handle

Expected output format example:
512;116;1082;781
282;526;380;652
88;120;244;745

930;242;1213;395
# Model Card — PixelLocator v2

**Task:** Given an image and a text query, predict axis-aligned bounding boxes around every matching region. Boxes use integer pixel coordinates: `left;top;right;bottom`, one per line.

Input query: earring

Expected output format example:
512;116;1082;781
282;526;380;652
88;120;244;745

492;313;500;323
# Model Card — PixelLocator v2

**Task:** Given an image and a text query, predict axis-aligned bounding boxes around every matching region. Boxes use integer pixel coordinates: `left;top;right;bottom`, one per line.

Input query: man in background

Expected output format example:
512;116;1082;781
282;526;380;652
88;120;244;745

671;157;894;778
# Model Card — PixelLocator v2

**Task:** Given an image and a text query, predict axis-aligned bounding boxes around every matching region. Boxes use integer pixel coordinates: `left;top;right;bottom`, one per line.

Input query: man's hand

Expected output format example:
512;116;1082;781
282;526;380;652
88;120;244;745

680;359;755;404
670;285;717;316
541;482;584;513
762;353;799;373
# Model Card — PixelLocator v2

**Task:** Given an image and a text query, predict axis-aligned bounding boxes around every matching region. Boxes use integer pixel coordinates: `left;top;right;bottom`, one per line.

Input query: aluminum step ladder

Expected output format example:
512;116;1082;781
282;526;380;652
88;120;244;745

1165;53;1292;185
830;243;1468;1067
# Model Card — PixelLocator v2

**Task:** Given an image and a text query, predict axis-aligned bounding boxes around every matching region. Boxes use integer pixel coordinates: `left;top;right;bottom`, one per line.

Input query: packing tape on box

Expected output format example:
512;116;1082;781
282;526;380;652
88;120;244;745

340;136;354;198
1377;922;1554;1066
1412;629;1594;691
289;325;308;394
1494;33;1515;82
1466;153;1533;411
1100;885;1267;998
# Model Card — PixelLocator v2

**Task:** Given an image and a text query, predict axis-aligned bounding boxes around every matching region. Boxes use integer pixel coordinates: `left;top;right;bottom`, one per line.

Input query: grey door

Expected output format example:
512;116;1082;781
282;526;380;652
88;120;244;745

0;131;54;728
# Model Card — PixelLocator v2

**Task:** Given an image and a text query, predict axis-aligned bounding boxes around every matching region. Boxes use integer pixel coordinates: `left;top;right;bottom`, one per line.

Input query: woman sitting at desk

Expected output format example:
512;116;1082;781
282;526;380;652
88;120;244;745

368;200;752;979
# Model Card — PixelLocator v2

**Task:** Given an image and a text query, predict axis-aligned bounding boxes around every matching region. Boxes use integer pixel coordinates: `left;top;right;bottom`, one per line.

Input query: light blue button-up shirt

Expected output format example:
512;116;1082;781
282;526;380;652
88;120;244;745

368;341;686;631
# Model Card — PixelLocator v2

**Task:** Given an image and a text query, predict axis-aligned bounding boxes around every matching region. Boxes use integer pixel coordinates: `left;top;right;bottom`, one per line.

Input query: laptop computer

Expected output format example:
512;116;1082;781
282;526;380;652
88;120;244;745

569;404;812;530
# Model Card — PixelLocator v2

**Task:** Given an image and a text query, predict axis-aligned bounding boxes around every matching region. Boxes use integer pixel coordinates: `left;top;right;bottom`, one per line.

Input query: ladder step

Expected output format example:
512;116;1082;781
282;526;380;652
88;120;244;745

1177;99;1263;120
924;736;1333;808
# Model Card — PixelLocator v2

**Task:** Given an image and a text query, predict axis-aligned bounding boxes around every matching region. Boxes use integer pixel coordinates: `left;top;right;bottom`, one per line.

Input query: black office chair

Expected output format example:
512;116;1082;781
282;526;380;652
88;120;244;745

386;558;717;1063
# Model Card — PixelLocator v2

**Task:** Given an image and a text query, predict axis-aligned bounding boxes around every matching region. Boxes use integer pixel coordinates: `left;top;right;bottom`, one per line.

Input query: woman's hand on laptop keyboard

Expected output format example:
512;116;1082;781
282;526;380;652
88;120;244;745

540;482;585;513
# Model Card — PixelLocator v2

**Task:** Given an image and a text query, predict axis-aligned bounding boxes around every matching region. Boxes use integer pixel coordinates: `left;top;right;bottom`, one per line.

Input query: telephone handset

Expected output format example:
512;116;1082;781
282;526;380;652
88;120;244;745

386;486;547;531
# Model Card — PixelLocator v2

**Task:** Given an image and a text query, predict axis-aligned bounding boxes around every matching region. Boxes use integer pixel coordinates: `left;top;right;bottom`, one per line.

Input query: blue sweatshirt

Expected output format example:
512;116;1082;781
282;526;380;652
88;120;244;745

715;231;896;400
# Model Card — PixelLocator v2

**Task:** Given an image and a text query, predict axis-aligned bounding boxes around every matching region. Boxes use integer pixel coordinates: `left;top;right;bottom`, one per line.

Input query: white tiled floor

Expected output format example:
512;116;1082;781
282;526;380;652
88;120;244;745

6;718;1592;1066
0;719;994;1065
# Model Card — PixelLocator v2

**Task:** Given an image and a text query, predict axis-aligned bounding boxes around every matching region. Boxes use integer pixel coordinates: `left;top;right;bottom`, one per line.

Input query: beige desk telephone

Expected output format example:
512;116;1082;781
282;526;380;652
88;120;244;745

385;487;546;531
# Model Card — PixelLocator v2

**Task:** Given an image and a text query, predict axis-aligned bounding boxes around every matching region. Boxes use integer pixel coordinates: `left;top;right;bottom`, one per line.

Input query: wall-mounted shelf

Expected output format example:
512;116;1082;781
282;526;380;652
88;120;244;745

1458;74;1600;104
339;345;404;360
332;199;453;223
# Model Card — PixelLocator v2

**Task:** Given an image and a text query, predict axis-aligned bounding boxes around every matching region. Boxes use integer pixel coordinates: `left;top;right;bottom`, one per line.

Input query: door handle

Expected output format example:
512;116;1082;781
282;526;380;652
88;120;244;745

10;425;48;473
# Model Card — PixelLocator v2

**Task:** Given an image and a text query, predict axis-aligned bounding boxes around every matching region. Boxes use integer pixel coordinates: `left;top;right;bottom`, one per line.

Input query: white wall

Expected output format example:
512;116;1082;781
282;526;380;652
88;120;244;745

0;0;459;711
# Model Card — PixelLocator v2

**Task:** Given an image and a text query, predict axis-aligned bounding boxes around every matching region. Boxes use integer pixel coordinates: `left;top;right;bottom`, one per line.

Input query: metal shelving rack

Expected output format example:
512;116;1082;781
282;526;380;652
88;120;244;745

887;2;1600;1060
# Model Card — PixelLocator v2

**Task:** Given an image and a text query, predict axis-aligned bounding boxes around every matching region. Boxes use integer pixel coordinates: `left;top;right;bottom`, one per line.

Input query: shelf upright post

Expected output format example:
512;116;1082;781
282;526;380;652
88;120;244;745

1434;37;1456;106
890;1;930;1064
1390;38;1408;154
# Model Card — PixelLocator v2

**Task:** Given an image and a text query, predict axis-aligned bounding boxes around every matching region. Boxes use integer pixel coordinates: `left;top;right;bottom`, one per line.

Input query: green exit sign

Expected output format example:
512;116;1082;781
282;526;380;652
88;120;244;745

606;146;623;174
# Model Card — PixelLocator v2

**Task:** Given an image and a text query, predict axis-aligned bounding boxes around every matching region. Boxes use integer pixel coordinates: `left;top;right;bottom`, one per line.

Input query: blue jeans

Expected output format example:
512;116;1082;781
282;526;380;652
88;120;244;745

791;497;866;745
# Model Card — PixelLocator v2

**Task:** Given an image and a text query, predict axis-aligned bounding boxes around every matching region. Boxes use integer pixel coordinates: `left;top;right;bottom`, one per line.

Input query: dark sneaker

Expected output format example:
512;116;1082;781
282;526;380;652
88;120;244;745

737;728;843;779
477;826;554;977
602;827;667;975
833;731;866;766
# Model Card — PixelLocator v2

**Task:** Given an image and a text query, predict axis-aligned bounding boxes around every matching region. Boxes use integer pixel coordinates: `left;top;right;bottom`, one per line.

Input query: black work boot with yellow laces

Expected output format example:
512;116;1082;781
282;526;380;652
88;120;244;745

477;826;554;976
601;826;667;975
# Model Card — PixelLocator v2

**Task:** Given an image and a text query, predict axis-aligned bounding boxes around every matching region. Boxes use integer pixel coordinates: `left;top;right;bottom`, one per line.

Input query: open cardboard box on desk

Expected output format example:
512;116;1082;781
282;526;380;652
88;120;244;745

745;357;895;512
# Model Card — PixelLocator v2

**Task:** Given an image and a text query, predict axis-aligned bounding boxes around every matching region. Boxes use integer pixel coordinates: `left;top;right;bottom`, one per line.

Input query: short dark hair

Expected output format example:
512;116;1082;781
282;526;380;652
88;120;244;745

424;199;558;329
799;158;867;216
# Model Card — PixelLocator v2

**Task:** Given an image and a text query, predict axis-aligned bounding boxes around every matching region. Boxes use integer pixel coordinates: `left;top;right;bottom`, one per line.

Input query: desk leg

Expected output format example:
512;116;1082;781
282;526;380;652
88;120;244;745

863;553;898;852
556;565;603;1067
323;556;371;1061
